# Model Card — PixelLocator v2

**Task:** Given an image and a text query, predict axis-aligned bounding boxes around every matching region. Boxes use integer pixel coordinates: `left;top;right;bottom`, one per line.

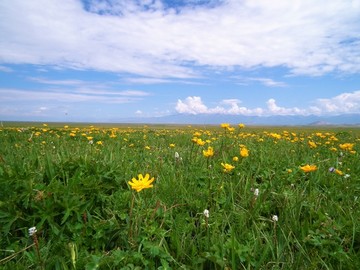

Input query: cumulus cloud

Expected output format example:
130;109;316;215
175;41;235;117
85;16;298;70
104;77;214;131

175;96;264;115
312;91;360;114
266;99;305;115
176;91;360;116
175;96;209;114
0;0;359;78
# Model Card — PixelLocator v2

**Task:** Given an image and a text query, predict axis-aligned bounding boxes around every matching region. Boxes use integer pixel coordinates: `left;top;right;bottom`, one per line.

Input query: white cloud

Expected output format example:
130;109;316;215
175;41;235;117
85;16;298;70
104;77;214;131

250;78;287;87
29;77;85;86
176;91;360;116
0;0;359;78
266;99;305;115
175;96;264;115
312;90;360;114
234;77;287;87
0;65;13;72
0;88;146;104
175;96;209;114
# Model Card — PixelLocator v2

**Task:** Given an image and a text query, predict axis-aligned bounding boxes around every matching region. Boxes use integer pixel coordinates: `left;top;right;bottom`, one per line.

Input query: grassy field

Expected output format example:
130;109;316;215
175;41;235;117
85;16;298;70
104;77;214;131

0;122;359;269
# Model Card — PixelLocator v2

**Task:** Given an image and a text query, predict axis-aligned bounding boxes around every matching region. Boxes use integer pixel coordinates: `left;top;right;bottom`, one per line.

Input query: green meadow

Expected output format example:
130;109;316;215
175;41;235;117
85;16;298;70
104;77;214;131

0;123;359;269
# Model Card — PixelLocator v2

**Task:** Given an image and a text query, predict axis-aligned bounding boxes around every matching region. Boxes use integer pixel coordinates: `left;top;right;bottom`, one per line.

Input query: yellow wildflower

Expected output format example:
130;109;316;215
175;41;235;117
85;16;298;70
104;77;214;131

196;138;206;146
238;123;245;128
335;169;343;176
233;156;239;162
221;163;235;173
240;147;249;157
300;164;317;173
169;143;175;148
96;141;103;145
128;173;155;192
221;123;230;129
339;143;354;151
203;146;214;158
308;141;317;148
227;127;235;132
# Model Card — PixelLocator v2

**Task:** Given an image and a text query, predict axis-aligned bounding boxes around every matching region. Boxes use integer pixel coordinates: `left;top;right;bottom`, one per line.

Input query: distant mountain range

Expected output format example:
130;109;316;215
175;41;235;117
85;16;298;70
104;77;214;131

122;113;360;126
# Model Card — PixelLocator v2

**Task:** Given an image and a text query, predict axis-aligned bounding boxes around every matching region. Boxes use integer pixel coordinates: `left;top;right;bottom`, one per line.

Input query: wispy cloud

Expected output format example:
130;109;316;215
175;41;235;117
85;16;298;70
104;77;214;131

1;0;359;78
175;91;360;116
235;77;287;87
28;77;86;86
0;88;147;104
0;65;13;72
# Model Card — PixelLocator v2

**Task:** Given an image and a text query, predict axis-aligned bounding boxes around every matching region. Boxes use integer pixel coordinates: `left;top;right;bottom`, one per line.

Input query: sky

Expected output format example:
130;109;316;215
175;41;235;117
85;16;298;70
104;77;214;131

1;0;360;123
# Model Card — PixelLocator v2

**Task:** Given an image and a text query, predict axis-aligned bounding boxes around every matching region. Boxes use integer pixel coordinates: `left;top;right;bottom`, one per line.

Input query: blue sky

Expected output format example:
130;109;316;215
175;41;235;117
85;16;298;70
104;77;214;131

1;0;360;123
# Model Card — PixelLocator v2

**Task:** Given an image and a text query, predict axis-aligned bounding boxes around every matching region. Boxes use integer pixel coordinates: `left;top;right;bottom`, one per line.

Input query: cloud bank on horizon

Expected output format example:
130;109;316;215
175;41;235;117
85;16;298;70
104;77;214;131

0;0;360;121
175;91;360;116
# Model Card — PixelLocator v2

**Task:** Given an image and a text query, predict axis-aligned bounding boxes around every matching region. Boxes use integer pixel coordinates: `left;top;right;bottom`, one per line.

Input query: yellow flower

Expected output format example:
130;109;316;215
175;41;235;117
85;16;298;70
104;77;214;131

221;163;235;173
96;141;103;145
233;156;239;162
335;169;343;176
203;146;214;158
287;169;293;173
196;138;206;146
145;146;151;150
220;123;230;129
169;143;175;148
300;164;317;173
227;127;235;132
339;143;354;151
238;123;245;128
308;141;317;148
240;147;249;157
128;173;155;192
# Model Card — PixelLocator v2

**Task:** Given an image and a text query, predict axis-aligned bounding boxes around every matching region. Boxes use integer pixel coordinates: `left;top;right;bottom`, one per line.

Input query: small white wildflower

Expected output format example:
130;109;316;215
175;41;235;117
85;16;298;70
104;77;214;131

88;140;93;145
254;188;259;197
174;152;180;159
328;167;335;173
28;227;37;236
344;174;350;179
203;209;210;218
272;215;278;222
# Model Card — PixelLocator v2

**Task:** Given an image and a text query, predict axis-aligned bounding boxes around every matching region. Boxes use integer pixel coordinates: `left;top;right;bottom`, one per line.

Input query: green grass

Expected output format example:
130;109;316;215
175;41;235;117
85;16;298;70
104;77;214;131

0;123;359;269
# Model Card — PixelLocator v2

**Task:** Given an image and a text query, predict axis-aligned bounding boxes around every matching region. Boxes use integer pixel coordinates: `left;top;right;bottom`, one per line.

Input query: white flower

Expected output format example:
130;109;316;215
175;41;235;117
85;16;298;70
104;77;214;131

344;174;350;179
203;209;210;218
254;188;259;197
175;152;179;159
272;215;278;222
28;227;37;236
